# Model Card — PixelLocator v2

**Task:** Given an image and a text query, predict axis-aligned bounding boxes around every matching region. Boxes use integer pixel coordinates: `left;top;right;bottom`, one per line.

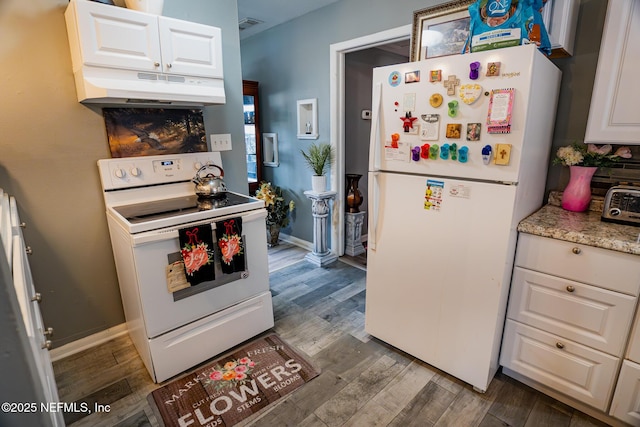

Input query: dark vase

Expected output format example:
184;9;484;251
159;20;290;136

346;174;363;213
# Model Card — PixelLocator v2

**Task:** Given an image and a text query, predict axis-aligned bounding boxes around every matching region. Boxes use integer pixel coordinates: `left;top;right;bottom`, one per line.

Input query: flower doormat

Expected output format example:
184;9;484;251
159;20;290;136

148;334;320;427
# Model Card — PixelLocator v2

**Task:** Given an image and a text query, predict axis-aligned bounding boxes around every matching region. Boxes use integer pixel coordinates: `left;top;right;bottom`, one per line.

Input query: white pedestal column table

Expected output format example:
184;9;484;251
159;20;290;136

303;190;338;266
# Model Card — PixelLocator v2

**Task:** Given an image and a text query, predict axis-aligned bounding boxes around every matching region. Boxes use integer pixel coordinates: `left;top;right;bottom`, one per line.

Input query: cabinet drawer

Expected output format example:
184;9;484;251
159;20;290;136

508;268;636;356
515;234;640;295
500;320;619;411
610;360;640;425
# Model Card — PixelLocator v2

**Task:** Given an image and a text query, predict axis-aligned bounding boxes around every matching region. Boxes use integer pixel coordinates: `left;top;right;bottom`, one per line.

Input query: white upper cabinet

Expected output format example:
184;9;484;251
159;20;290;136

585;0;640;145
67;0;222;79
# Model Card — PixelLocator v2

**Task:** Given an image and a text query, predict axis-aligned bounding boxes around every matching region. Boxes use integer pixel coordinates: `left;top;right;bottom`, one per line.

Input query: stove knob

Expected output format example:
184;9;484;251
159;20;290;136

130;167;141;177
609;208;621;217
114;168;126;179
194;162;203;170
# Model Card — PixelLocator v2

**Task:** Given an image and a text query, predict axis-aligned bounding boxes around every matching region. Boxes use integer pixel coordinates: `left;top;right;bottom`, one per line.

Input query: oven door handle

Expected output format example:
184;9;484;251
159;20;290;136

132;209;267;245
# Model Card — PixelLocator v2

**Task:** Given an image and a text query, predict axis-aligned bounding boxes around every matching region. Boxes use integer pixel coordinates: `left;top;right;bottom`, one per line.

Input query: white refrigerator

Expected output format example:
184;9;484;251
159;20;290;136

365;44;561;392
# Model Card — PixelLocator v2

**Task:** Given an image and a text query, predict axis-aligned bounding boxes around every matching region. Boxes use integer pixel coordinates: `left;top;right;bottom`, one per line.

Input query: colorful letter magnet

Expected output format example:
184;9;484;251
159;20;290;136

458;146;469;163
482;145;493;165
421;144;430;159
440;144;450;160
411;146;421;161
429;144;439;160
469;62;480;80
448;100;458;118
449;143;458;161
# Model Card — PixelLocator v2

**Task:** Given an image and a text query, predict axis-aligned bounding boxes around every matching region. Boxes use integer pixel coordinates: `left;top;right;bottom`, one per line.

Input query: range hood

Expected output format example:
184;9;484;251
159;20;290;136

73;66;226;107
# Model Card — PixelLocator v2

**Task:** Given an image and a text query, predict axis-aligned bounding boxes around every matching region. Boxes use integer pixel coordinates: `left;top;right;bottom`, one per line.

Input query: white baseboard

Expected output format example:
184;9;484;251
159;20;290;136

49;323;128;362
278;232;313;251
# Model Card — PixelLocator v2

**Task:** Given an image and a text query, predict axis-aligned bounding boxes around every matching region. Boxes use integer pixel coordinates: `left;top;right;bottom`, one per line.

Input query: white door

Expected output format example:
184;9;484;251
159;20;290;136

365;171;518;391
158;17;223;78
74;0;162;72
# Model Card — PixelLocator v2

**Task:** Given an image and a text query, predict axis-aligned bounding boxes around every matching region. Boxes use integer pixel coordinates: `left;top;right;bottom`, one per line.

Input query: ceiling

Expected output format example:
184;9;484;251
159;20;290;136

237;0;342;40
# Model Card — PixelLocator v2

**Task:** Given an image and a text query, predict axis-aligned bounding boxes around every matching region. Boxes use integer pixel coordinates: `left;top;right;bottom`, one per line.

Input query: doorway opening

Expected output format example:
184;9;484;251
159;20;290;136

329;25;411;257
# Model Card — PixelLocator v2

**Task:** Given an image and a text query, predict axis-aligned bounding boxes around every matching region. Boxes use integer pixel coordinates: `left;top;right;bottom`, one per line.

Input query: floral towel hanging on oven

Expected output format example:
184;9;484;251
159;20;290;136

216;217;245;274
178;224;216;285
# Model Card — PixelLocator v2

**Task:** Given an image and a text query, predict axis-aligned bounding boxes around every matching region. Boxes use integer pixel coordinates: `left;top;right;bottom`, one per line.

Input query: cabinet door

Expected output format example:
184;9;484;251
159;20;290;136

158;17;223;78
501;320;619;411
610;360;640;425
74;0;162;72
585;0;640;144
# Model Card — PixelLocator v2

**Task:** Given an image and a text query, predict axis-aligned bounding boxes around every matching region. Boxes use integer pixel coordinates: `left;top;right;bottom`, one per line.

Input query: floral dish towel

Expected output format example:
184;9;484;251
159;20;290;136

215;217;245;274
178;224;216;286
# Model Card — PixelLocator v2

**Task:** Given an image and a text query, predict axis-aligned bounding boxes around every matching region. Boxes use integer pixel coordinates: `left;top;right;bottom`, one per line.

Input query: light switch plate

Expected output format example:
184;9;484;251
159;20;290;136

210;133;232;151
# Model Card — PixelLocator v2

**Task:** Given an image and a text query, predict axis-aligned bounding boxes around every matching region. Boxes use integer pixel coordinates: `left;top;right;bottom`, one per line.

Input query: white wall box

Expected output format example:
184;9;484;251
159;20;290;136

585;0;640;145
263;133;279;167
297;98;319;140
542;0;579;57
64;0;225;105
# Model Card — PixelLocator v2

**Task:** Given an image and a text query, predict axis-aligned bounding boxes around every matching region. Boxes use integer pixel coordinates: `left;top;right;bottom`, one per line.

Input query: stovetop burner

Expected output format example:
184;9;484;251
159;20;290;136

114;193;258;224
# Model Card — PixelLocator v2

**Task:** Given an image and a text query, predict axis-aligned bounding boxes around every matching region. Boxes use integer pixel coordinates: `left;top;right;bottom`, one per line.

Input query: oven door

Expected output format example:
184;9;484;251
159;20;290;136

121;208;269;338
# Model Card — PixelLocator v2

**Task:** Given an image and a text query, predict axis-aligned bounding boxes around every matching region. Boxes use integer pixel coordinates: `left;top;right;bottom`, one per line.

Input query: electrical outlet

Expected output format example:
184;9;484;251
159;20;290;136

210;133;232;151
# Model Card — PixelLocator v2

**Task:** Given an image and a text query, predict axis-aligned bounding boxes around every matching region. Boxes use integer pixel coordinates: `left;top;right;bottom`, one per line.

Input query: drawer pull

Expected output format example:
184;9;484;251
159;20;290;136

31;292;42;303
43;327;54;337
41;340;52;350
566;285;575;293
556;342;565;349
571;247;581;255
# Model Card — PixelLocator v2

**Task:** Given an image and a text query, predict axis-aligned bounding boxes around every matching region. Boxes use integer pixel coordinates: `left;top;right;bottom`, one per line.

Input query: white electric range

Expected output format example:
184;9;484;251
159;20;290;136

98;152;273;383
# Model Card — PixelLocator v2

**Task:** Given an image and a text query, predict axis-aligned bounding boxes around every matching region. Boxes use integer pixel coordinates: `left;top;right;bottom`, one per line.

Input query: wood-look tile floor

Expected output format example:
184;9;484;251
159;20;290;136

53;243;609;427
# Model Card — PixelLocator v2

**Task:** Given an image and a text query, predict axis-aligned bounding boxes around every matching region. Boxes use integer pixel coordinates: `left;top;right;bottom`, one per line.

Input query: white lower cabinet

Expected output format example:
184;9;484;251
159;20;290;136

501;233;640;424
610;360;640;425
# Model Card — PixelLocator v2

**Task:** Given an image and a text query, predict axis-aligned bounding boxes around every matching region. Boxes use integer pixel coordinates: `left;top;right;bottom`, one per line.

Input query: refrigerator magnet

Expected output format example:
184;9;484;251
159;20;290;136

389;71;401;87
440;144;450;160
486;88;515;134
446;123;462;139
466;123;481;141
419;114;440;140
429;144;439;160
481;144;493;165
469;62;481;80
447;100;459;118
421;144;430;159
486;62;500;77
458;146;469;163
495;144;512;165
444;75;460;96
411;146;421;161
429;93;443;108
430;70;442;82
450;143;458;161
424;180;444;211
459;84;482;105
400;112;418;133
405;71;420;83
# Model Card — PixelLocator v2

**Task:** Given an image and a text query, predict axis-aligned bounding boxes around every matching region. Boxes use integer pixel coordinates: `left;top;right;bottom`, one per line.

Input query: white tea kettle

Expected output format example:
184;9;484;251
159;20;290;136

192;163;227;198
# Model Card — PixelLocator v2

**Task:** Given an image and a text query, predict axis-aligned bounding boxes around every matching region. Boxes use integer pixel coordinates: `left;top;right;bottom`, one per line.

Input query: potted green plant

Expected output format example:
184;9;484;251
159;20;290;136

300;142;334;192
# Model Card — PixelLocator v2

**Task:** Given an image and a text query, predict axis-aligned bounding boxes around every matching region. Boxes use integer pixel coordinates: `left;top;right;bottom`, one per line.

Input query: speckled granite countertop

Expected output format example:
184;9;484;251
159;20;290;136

518;191;640;256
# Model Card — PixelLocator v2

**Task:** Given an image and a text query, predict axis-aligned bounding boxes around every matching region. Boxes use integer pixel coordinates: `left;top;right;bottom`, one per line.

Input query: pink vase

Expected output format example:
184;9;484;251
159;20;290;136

561;166;597;212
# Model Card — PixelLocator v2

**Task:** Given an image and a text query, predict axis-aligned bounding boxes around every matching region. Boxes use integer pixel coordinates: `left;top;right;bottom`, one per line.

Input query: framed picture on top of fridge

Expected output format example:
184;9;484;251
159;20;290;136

411;0;473;61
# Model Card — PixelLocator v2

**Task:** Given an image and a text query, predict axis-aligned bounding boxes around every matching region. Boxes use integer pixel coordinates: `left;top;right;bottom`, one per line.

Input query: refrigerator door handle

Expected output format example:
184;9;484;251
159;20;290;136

368;171;380;250
369;83;382;172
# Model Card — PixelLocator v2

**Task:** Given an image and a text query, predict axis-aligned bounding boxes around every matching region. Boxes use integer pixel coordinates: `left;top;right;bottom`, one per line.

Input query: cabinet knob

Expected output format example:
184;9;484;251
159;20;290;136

41;340;52;350
44;327;54;337
571;247;581;255
25;246;33;255
566;286;575;293
31;292;42;303
556;342;565;349
19;222;26;229
166;63;172;69
154;62;160;67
